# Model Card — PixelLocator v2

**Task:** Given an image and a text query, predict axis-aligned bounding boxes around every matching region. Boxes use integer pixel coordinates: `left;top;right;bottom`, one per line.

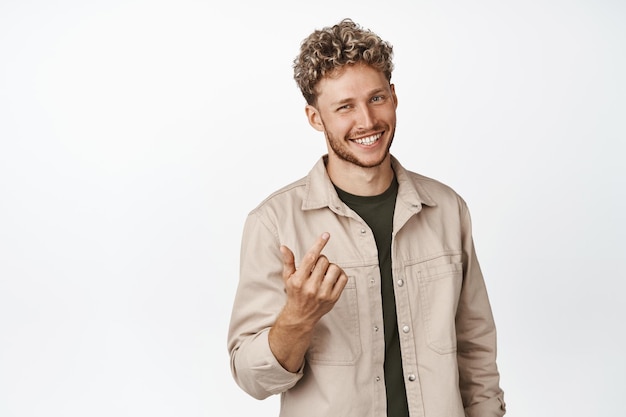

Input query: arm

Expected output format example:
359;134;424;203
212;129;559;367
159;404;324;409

456;202;506;417
269;233;347;372
227;213;347;398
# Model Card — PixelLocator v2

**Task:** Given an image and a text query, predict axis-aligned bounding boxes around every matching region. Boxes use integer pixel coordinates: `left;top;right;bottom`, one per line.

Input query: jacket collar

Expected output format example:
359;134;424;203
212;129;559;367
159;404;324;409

302;155;436;212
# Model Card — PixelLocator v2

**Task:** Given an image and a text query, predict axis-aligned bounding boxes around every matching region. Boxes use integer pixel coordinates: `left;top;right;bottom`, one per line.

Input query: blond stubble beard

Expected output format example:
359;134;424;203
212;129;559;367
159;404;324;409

323;126;395;169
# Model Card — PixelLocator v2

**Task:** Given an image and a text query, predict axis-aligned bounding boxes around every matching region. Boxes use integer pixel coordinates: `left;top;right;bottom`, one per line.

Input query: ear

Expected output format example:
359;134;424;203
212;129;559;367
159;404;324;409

390;84;398;109
305;105;325;132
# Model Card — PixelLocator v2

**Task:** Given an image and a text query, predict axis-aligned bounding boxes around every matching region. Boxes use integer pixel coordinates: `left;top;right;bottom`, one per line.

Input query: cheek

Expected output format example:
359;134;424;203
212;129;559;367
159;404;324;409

377;106;396;121
327;117;354;136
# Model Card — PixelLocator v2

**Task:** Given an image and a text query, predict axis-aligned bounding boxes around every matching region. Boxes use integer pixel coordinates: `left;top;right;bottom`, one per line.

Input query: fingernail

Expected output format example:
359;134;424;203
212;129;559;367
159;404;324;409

322;232;330;240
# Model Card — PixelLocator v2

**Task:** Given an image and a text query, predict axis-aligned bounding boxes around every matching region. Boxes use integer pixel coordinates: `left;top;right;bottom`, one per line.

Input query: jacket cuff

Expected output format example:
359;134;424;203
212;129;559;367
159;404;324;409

243;329;304;396
465;394;506;417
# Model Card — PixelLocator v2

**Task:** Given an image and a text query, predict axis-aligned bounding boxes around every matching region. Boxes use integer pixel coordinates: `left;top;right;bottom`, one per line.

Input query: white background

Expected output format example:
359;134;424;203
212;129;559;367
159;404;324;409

1;0;624;416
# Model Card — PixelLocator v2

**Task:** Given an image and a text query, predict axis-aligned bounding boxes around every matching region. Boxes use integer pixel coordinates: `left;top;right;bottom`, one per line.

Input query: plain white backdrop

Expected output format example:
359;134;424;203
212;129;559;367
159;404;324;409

1;0;624;416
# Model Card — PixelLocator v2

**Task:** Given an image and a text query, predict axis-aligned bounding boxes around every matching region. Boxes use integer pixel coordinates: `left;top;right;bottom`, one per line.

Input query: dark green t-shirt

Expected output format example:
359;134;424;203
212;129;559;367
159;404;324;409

335;178;409;417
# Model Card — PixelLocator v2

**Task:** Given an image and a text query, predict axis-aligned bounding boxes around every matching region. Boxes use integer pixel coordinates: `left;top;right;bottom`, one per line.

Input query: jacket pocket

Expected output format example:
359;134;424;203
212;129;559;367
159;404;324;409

409;262;463;354
306;275;361;365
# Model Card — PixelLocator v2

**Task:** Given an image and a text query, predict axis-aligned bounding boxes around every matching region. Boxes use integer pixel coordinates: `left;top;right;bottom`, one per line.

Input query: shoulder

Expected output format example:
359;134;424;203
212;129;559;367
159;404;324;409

249;157;331;217
240;176;308;241
251;176;308;213
393;157;468;211
413;171;465;203
246;160;327;232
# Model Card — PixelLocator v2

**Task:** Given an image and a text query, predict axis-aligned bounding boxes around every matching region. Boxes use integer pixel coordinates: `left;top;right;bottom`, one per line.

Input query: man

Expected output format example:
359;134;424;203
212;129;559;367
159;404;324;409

227;19;505;417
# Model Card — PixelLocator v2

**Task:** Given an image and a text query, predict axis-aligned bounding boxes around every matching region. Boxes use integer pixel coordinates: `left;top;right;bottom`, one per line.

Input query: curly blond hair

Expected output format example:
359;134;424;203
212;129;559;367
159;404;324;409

293;19;394;105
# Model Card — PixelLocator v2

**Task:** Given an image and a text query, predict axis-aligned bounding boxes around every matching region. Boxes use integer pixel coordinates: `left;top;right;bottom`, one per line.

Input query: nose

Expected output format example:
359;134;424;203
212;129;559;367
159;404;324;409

356;105;375;130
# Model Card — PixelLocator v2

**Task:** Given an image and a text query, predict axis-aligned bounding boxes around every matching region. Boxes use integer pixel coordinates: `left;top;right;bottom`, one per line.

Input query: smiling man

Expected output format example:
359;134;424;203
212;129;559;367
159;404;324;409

227;19;506;417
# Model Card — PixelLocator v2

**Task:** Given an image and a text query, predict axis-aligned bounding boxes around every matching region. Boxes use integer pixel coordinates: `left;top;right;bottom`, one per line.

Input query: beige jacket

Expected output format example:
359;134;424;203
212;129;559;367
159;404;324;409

228;156;505;417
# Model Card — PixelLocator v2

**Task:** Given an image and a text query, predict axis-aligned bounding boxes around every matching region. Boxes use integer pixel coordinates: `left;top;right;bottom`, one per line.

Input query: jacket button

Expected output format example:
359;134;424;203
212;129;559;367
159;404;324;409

360;228;366;234
397;279;404;287
402;325;410;333
408;374;416;382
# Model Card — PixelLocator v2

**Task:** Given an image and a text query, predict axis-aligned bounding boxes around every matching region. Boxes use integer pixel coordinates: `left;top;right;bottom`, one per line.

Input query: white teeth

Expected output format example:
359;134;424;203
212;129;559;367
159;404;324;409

353;133;381;145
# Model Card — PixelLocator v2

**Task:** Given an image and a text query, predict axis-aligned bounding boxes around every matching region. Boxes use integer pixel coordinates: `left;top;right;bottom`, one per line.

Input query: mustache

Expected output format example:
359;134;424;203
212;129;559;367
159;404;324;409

347;125;387;139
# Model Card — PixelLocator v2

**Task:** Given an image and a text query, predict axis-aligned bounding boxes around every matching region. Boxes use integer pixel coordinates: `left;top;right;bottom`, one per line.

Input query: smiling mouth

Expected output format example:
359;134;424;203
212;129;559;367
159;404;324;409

351;133;382;146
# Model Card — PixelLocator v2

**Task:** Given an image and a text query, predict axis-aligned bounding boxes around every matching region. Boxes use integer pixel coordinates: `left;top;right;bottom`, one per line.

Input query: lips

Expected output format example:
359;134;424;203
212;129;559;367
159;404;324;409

351;133;382;146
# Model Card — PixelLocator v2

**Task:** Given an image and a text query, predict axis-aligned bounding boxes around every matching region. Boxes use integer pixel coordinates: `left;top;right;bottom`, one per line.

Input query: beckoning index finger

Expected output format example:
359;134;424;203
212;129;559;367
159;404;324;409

299;232;330;272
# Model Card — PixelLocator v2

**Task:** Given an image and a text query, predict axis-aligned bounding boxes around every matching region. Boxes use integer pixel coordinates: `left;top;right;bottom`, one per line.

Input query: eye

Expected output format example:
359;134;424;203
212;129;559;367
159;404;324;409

371;95;384;103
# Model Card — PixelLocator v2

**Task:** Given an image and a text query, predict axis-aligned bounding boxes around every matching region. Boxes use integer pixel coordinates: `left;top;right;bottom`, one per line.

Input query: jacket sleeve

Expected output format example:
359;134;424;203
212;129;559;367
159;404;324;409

227;211;304;399
456;201;506;417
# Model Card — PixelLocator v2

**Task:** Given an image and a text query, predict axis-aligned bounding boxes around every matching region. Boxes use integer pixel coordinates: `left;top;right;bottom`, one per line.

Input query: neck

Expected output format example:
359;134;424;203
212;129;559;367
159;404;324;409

326;154;394;196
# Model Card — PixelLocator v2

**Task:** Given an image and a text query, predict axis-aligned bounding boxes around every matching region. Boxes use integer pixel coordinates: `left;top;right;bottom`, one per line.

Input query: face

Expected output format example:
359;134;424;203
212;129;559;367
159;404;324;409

306;63;398;169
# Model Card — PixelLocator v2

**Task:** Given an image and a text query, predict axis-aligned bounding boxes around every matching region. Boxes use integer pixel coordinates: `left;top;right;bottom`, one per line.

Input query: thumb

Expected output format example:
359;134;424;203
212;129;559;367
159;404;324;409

280;245;296;282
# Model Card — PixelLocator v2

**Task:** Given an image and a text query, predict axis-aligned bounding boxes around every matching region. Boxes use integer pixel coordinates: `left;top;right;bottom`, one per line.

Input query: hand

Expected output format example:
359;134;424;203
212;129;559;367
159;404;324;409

279;232;348;329
269;233;348;372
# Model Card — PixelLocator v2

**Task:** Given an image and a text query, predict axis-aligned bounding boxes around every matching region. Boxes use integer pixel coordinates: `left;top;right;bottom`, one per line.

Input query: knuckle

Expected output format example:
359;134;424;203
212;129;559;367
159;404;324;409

316;256;330;269
301;283;317;296
289;279;303;291
316;291;331;303
326;263;340;276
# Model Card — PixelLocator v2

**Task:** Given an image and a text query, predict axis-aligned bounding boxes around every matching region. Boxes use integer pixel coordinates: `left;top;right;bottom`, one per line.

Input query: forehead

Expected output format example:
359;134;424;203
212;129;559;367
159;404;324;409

315;64;390;103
